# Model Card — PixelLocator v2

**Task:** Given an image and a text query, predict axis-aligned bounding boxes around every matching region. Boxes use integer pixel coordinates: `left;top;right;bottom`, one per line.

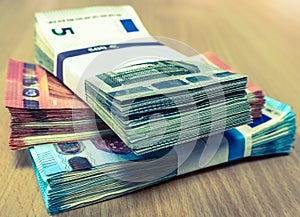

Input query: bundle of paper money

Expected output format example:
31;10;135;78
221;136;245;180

34;6;265;121
28;96;296;214
33;5;262;155
4;59;114;149
85;59;252;155
202;52;265;119
5;55;263;150
4;5;296;216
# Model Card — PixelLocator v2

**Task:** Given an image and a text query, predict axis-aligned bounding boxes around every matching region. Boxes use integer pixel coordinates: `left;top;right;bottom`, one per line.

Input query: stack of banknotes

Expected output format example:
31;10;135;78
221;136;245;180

29;96;296;214
4;59;113;149
34;6;264;117
85;59;252;155
4;5;296;215
5;53;264;150
202;52;265;119
34;5;270;155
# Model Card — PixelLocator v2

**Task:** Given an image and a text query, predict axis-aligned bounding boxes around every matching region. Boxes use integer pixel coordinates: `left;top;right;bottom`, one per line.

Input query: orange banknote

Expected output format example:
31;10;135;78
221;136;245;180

5;59;113;150
5;59;88;109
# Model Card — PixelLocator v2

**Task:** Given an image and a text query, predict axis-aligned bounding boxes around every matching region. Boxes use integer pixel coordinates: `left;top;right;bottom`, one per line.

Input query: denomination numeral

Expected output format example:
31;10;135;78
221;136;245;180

51;27;74;36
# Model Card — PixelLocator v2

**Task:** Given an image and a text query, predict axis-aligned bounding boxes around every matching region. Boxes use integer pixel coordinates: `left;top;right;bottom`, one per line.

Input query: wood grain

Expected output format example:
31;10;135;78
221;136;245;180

0;0;299;216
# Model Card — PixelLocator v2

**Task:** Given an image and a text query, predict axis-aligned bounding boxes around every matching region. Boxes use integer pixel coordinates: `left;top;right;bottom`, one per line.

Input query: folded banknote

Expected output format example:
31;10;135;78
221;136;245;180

34;5;264;116
201;52;265;119
5;57;263;150
85;59;252;155
34;5;255;155
4;59;113;149
29;96;296;214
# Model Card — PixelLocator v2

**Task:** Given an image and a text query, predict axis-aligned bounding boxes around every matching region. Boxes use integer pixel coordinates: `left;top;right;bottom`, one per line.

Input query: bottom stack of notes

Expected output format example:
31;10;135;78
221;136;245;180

29;96;296;215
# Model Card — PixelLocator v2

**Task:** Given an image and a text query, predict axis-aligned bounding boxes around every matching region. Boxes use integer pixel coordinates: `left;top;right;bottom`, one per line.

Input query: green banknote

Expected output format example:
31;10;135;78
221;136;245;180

85;60;251;154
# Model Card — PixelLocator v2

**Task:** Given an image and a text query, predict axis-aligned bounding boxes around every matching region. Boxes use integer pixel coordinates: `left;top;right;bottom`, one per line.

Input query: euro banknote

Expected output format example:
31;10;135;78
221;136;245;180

34;6;272;154
4;59;114;149
34;5;264;119
201;52;265;119
85;59;252;155
6;58;261;150
29;96;296;215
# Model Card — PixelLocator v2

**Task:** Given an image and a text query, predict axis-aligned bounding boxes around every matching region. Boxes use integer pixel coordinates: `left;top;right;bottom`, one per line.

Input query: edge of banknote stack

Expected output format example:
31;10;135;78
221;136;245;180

28;96;296;215
5;53;265;151
85;59;252;155
4;59;115;150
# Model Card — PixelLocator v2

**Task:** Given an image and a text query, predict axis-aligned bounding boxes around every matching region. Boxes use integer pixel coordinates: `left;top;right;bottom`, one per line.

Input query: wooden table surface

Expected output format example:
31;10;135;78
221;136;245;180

0;0;300;216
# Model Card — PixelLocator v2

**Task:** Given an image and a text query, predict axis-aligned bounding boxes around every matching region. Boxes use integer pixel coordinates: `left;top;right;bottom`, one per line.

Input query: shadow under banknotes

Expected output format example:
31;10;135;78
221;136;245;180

14;149;32;168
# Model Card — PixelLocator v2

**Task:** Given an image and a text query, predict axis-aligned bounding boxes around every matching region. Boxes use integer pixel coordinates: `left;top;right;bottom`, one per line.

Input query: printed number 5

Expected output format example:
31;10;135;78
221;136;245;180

52;27;74;36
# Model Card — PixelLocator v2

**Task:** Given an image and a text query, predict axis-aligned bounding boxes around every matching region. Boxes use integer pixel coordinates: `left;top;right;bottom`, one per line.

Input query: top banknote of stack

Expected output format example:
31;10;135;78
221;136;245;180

34;5;252;155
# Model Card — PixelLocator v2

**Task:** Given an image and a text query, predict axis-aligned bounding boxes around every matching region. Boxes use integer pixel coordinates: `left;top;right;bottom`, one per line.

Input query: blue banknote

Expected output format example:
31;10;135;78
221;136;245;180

29;96;296;214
